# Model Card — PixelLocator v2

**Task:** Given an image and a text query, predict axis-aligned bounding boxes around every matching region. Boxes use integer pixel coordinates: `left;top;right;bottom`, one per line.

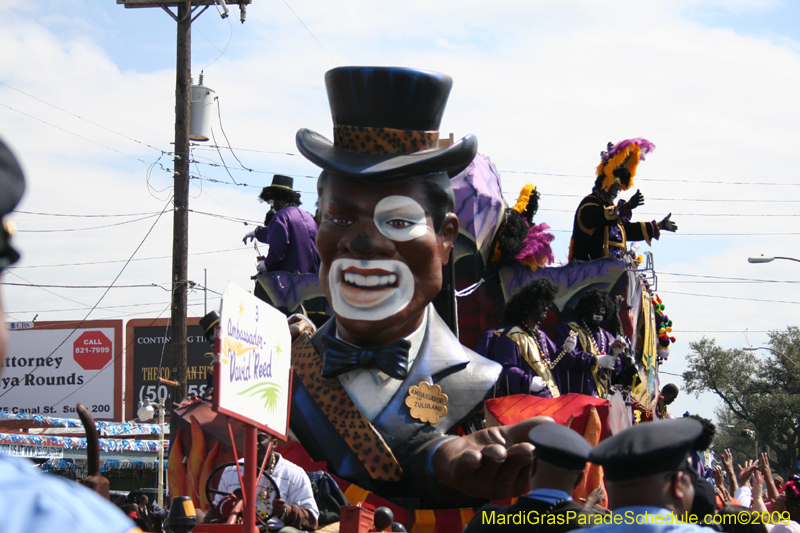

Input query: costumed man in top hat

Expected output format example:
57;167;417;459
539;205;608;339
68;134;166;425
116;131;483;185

464;423;603;533
582;417;717;532
475;278;563;398
243;174;321;276
569;138;677;262
553;287;624;398
0;138;142;533
289;66;547;508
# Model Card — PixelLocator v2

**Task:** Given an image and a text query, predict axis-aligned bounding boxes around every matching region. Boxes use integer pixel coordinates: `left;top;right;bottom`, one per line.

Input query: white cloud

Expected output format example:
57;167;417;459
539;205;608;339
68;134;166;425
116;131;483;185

2;0;799;422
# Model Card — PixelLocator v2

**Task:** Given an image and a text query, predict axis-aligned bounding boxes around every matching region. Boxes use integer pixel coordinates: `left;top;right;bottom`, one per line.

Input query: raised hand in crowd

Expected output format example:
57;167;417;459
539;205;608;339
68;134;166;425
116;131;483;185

713;465;726;488
722;448;739;492
760;451;780;502
737;459;759;487
714;487;731;507
751;471;769;514
716;485;732;506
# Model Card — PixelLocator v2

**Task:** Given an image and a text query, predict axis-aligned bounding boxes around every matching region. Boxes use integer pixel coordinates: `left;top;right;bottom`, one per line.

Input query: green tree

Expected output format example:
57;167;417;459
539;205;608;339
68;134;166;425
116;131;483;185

682;327;800;478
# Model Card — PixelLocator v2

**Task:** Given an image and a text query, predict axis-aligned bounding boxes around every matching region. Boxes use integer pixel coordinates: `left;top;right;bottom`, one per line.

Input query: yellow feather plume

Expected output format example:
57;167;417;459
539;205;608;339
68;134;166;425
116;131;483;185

512;184;536;213
597;144;641;191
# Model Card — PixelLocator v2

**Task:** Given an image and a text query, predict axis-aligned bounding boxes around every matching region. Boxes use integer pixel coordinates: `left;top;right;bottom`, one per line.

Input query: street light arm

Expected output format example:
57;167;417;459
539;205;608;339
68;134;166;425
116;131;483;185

742;346;800;370
748;255;800;264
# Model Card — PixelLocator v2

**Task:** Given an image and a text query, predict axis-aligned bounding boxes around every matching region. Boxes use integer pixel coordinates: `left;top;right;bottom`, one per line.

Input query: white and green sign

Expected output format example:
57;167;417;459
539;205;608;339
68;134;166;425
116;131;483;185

213;282;291;438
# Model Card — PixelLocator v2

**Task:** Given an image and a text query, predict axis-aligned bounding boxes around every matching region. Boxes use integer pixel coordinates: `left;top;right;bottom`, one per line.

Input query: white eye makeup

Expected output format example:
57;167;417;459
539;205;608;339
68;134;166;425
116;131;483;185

373;196;430;242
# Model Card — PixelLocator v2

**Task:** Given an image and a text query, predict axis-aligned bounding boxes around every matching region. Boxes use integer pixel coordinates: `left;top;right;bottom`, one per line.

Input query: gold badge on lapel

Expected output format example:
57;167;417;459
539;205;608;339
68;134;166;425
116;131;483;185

405;381;448;424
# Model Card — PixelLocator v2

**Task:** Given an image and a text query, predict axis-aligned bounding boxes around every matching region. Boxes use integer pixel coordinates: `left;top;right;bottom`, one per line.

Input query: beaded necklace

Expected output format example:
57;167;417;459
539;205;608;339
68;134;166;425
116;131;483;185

519;324;571;369
580;320;607;354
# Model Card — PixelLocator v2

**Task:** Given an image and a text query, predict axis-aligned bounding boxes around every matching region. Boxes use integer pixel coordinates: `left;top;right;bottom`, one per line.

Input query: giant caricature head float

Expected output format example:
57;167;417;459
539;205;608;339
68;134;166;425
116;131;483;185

297;67;477;345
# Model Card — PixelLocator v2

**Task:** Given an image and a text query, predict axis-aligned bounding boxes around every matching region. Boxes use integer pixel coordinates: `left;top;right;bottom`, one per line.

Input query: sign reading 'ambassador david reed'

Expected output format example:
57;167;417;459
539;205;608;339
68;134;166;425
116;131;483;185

125;318;213;421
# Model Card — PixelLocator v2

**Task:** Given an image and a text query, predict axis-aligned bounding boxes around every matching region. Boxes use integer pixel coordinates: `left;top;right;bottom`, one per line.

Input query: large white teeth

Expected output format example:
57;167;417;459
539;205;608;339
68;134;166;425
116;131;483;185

343;272;397;288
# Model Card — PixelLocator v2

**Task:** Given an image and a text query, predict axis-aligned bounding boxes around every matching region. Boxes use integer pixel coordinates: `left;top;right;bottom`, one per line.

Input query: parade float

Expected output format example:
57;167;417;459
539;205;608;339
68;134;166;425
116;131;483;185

167;68;678;533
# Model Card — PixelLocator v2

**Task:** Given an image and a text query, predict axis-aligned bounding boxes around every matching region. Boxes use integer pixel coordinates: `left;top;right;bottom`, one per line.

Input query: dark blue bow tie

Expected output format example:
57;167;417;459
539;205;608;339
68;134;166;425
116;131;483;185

321;334;411;380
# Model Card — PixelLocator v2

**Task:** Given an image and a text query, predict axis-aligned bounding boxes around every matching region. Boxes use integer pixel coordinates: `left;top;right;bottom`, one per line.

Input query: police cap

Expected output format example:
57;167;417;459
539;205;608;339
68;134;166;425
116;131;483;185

589;418;703;481
528;423;592;471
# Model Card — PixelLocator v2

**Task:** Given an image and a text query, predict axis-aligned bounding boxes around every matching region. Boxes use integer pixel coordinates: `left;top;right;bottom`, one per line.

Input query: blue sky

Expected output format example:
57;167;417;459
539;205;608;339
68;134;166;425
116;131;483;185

2;0;800;424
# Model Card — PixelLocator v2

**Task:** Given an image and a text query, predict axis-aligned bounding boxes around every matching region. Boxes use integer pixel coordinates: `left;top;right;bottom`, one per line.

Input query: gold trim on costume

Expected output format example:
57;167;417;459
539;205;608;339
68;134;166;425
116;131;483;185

507;327;560;398
566;323;609;399
577;204;597;236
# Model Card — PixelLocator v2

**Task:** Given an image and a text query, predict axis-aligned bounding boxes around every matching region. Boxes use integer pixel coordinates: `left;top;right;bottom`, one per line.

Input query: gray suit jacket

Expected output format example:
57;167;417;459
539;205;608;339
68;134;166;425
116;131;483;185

290;305;501;506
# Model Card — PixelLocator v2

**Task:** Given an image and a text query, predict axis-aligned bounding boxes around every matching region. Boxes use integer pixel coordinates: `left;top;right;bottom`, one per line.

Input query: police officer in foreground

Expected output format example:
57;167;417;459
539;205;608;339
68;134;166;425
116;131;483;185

465;423;602;533
582;418;717;532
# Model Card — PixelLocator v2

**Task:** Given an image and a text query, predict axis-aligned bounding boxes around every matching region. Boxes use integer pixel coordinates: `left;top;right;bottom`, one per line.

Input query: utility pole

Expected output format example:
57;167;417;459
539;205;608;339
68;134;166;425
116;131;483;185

172;0;191;406
117;0;253;410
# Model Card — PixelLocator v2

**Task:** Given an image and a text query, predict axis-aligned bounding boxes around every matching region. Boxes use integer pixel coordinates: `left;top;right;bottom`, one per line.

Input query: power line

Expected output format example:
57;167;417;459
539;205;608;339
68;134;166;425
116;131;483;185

0;103;171;169
4;282;167;290
6;247;249;270
15;213;164;233
537;208;800;217
661;272;799;283
499;169;800;186
15;210;163;218
657;290;800;305
188;209;261;225
4;270;89;307
547;228;800;236
191;144;300;157
542;192;800;203
0;196;173;400
200;28;300;130
281;0;340;66
664;280;800;284
0;82;167;154
8;297;208;315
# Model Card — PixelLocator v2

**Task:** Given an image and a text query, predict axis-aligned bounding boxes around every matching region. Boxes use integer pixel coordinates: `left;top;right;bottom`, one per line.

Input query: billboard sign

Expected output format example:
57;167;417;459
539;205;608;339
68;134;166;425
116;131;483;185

2;320;123;421
125;318;212;421
213;282;291;438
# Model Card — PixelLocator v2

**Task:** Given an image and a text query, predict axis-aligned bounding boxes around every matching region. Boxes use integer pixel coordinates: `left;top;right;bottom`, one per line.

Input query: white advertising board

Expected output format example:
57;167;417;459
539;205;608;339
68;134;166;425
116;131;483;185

213;282;292;438
1;321;123;421
0;444;63;459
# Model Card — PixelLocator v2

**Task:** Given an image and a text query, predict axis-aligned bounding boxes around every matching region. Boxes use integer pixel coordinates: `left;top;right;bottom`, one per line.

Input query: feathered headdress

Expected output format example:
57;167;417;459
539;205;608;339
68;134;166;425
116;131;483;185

596;138;656;191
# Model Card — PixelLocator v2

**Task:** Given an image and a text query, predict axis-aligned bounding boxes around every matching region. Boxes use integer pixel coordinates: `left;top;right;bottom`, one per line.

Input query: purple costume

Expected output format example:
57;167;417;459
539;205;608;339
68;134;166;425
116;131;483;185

254;205;320;274
553;322;622;398
475;325;561;398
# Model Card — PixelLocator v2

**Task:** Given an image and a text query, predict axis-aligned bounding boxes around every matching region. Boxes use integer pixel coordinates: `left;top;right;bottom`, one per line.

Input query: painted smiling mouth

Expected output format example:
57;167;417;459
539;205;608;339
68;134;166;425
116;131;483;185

342;269;398;290
329;259;413;318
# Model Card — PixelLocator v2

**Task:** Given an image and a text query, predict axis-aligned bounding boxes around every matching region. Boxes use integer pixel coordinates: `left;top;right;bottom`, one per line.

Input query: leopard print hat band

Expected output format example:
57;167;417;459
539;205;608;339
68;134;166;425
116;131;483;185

334;125;440;154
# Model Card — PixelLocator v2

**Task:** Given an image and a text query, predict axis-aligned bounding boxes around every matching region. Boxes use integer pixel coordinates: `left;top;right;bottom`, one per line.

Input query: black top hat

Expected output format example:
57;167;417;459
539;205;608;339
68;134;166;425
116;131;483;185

199;310;220;343
259;174;297;202
296;66;478;179
589;418;703;481
528;423;592;470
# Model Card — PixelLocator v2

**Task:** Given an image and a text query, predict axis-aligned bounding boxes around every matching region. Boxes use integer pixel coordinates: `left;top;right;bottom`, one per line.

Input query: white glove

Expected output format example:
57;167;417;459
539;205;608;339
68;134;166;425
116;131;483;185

530;376;546;393
597;354;617;370
562;335;577;353
243;230;256;244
